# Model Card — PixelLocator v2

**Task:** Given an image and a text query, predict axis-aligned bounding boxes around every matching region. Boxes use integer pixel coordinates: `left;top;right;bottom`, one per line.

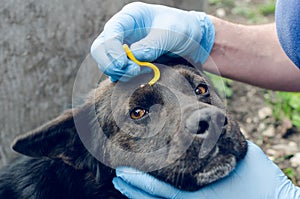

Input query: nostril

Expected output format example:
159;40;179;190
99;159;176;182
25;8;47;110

185;108;226;135
224;117;228;126
197;121;209;134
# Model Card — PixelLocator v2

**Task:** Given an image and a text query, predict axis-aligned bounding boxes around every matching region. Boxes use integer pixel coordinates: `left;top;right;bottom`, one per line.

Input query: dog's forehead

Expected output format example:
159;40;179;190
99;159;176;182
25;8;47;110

92;65;205;106
139;65;205;89
156;65;207;93
170;65;205;84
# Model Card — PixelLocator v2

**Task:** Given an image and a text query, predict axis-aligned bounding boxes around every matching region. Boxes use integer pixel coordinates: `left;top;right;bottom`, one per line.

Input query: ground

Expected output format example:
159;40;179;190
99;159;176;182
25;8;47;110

208;0;300;186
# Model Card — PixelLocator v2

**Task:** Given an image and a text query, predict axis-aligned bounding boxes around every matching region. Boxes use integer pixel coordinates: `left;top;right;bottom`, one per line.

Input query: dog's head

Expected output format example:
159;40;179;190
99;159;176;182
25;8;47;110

12;64;247;191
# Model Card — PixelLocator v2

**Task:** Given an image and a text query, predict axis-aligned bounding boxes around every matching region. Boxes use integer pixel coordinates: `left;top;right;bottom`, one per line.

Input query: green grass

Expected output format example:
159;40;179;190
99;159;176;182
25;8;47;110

265;92;300;128
209;0;276;24
258;0;276;16
208;0;235;8
205;72;233;99
283;167;298;184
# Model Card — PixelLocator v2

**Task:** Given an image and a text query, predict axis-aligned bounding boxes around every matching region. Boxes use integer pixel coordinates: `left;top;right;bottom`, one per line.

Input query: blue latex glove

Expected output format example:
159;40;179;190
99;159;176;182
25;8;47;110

90;2;215;82
113;141;300;199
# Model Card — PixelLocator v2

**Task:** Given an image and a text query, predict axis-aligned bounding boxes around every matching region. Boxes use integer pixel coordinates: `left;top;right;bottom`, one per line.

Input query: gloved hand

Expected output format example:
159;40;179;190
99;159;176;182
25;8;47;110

112;141;300;199
91;2;215;82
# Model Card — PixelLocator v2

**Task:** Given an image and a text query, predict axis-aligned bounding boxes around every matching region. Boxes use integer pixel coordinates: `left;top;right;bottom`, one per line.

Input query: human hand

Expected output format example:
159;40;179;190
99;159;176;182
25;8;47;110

112;141;300;199
90;2;215;82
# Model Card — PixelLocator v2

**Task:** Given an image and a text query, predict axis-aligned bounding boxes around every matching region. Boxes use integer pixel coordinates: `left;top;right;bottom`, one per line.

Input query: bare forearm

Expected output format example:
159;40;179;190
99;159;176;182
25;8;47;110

204;16;300;92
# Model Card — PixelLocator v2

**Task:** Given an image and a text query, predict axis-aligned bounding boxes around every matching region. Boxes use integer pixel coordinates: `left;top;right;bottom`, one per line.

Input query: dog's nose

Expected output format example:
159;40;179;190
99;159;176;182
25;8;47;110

185;108;227;135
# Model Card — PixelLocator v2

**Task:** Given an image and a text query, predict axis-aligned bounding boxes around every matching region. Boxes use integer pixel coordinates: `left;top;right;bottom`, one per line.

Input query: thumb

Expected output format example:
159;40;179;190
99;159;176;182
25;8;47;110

130;29;170;62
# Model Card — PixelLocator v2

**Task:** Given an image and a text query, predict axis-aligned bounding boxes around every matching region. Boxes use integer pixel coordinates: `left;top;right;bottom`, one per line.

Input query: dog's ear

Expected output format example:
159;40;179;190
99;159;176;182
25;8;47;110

12;105;93;168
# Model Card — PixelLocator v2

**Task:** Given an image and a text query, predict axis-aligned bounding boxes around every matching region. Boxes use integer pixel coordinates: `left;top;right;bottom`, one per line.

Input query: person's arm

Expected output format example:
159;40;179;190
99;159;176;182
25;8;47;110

205;17;300;91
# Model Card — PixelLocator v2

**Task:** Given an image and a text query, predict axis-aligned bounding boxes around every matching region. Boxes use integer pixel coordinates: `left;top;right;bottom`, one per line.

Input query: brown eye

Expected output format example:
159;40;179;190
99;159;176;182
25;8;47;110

130;108;147;120
195;84;209;96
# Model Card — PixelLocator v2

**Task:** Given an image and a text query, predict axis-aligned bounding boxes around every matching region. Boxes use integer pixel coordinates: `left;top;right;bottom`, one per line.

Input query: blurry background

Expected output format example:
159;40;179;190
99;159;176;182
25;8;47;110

1;0;299;186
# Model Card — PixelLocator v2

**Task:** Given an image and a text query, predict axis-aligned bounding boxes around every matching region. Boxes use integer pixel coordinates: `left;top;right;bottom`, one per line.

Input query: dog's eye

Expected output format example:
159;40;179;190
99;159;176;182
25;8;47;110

130;108;148;120
195;84;209;96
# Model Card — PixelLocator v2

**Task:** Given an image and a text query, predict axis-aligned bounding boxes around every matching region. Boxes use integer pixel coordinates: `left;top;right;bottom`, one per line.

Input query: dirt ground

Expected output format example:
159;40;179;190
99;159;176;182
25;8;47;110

208;0;300;186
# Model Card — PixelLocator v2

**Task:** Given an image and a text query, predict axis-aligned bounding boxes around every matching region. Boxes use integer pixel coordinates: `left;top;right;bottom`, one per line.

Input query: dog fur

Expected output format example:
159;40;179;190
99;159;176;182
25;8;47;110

0;63;247;198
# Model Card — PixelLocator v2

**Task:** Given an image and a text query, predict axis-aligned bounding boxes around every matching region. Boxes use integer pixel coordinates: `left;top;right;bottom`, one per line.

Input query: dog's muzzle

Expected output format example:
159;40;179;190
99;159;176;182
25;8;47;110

185;107;227;158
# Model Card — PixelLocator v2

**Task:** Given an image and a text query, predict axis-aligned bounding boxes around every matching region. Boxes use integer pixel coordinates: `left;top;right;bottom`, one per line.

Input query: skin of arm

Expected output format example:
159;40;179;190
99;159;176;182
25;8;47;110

204;16;300;92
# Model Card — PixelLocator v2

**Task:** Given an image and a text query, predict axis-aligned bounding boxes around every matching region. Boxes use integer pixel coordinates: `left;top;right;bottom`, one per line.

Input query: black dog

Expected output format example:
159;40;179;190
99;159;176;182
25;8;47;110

0;64;247;198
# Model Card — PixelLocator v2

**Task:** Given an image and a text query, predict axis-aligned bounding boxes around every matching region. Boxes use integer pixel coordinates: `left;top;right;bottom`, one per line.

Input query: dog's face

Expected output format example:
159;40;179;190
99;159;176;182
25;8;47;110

12;64;247;191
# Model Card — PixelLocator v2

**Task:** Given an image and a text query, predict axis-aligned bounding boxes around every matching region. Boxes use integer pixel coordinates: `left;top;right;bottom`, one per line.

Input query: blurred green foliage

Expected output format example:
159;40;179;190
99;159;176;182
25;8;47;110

266;92;300;128
233;0;275;23
206;72;233;99
283;167;298;184
208;0;235;8
209;0;276;24
259;0;276;16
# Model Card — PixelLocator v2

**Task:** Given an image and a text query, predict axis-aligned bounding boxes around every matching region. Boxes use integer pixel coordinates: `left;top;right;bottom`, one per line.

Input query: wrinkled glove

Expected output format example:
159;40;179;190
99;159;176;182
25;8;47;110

91;2;215;82
113;141;300;199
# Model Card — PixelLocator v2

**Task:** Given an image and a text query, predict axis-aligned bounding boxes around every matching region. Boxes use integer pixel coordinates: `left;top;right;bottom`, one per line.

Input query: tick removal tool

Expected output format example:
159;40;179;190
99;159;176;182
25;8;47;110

123;44;160;87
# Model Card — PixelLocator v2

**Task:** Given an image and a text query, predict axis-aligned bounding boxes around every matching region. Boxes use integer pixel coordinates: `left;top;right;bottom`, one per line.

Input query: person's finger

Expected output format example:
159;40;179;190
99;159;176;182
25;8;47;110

114;60;144;82
90;34;125;73
113;177;159;199
102;3;152;67
91;12;139;75
130;24;197;62
116;166;182;198
103;2;151;41
130;27;173;62
91;34;143;81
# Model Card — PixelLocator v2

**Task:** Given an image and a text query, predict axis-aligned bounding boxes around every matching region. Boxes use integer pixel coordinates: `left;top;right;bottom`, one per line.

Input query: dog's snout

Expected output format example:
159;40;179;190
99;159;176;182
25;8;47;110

185;108;227;135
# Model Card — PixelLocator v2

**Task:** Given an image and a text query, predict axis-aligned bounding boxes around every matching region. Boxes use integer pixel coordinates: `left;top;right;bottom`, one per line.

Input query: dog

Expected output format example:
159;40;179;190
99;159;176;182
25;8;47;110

0;63;247;198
